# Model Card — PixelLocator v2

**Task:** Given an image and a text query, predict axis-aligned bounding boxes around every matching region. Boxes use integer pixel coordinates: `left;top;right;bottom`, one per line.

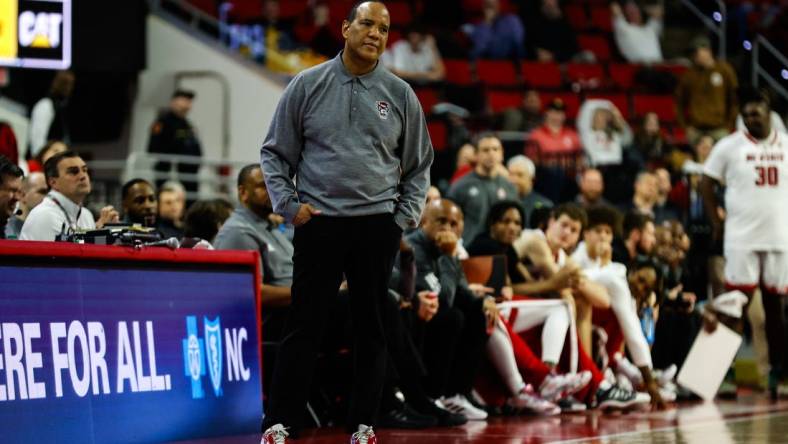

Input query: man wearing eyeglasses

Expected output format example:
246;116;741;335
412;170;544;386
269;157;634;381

20;150;118;241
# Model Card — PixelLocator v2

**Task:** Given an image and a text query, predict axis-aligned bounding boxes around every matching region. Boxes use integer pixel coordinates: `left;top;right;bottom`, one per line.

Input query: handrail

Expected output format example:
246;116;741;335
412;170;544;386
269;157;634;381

678;0;727;60
753;35;788;101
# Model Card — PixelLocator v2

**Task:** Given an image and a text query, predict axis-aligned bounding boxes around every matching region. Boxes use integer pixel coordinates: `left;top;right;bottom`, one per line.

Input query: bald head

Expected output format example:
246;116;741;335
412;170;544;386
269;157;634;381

422;199;464;242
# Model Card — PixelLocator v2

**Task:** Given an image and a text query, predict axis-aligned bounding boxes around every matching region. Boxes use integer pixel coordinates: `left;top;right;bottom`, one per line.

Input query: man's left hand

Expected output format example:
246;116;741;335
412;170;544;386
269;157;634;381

468;283;494;298
96;206;119;228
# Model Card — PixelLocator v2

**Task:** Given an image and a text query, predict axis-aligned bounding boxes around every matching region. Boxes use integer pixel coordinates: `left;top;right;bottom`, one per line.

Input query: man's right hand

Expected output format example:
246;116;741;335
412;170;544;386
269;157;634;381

293;203;322;227
550;263;581;290
702;306;719;334
416;291;439;322
434;231;458;256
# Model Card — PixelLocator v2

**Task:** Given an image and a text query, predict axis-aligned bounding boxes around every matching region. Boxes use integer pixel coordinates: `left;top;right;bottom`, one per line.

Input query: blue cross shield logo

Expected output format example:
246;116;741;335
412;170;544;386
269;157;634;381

204;316;223;397
182;316;205;399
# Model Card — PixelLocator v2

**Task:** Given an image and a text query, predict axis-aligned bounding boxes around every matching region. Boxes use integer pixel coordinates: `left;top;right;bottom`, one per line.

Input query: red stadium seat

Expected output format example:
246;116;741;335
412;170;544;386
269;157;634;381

444;59;475;85
654;64;689;81
584;93;630;119
188;0;217;16
487;91;523;112
566;63;605;86
476;60;519;87
520;61;563;89
608;63;639;90
539;92;581;119
386;29;402;47
564;4;588;30
225;0;263;21
279;0;308;19
385;1;412;26
578;34;612;61
633;94;676;123
414;88;440;114
427;120;448;151
590;6;612;32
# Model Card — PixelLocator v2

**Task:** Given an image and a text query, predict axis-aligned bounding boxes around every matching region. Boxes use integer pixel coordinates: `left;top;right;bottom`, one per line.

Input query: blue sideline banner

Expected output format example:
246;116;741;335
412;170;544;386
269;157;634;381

0;262;262;443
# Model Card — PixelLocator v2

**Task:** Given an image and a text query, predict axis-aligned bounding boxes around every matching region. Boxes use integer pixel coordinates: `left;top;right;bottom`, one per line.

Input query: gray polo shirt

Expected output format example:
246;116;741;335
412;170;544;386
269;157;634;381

447;171;518;243
213;207;294;287
260;52;434;230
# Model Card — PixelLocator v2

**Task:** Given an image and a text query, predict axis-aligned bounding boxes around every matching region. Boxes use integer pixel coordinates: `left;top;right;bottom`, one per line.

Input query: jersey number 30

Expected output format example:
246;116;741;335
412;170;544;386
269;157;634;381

755;166;779;186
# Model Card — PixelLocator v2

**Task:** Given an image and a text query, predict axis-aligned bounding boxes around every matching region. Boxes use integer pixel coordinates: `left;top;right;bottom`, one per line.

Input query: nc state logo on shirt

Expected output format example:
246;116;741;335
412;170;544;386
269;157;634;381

376;101;389;120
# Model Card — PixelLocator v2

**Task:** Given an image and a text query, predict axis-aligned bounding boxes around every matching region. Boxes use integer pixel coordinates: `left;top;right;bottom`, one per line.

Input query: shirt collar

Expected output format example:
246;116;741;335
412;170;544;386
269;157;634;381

744;129;779;147
332;51;382;90
48;190;82;219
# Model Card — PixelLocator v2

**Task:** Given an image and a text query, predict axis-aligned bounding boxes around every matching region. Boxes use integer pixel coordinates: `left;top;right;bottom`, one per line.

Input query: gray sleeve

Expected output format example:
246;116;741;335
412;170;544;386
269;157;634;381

394;88;434;230
213;229;265;276
260;75;307;223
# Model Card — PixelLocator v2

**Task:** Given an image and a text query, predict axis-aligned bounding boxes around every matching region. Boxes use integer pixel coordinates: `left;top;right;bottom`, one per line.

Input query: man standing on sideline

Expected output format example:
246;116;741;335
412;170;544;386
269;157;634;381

701;88;788;399
260;2;433;443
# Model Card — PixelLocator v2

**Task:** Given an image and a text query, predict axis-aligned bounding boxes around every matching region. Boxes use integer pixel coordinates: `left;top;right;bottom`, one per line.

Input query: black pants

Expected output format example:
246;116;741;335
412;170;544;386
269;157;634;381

262;214;401;434
413;297;487;399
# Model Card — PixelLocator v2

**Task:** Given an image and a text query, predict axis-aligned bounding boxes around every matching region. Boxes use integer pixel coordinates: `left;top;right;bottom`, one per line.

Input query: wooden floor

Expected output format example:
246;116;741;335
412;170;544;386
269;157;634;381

175;392;788;443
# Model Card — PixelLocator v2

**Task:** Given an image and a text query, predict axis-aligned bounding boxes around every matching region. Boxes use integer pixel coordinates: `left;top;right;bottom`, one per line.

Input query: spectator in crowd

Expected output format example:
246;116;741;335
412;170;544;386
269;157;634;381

0;122;19;166
527;98;582;202
500;89;542;132
20;151;119;241
426;186;441;205
450;143;476;184
465;0;526;60
527;0;580;63
448;135;518;244
613;211;656;267
653;168;679;224
676;36;738;144
651;222;700;372
528;98;582;158
623;171;659;218
0;154;23;239
157;181;186;239
121;178;158;227
4;172;46;239
258;0;300;51
27;140;68;173
214;164;293;306
383;23;445;84
576;168;610;208
466;201;591;410
507;155;553;228
632;112;670;168
29;71;74;158
147;89;203;196
181;198;233;245
294;1;343;58
407;198;497;420
571;206;668;408
577;99;633;168
676;135;725;298
611;1;663;64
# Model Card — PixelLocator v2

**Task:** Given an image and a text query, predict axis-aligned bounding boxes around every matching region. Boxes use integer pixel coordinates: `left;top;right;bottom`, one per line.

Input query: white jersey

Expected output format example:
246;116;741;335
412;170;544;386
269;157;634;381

704;129;788;251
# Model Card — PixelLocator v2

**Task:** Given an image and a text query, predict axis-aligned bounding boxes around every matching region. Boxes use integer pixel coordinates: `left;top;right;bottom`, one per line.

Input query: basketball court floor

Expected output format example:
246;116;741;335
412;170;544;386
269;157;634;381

177;392;788;443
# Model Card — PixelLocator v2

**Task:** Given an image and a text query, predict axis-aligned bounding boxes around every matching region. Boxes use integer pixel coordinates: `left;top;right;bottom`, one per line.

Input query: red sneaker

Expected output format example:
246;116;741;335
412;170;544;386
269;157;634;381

261;424;289;444
350;424;377;444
